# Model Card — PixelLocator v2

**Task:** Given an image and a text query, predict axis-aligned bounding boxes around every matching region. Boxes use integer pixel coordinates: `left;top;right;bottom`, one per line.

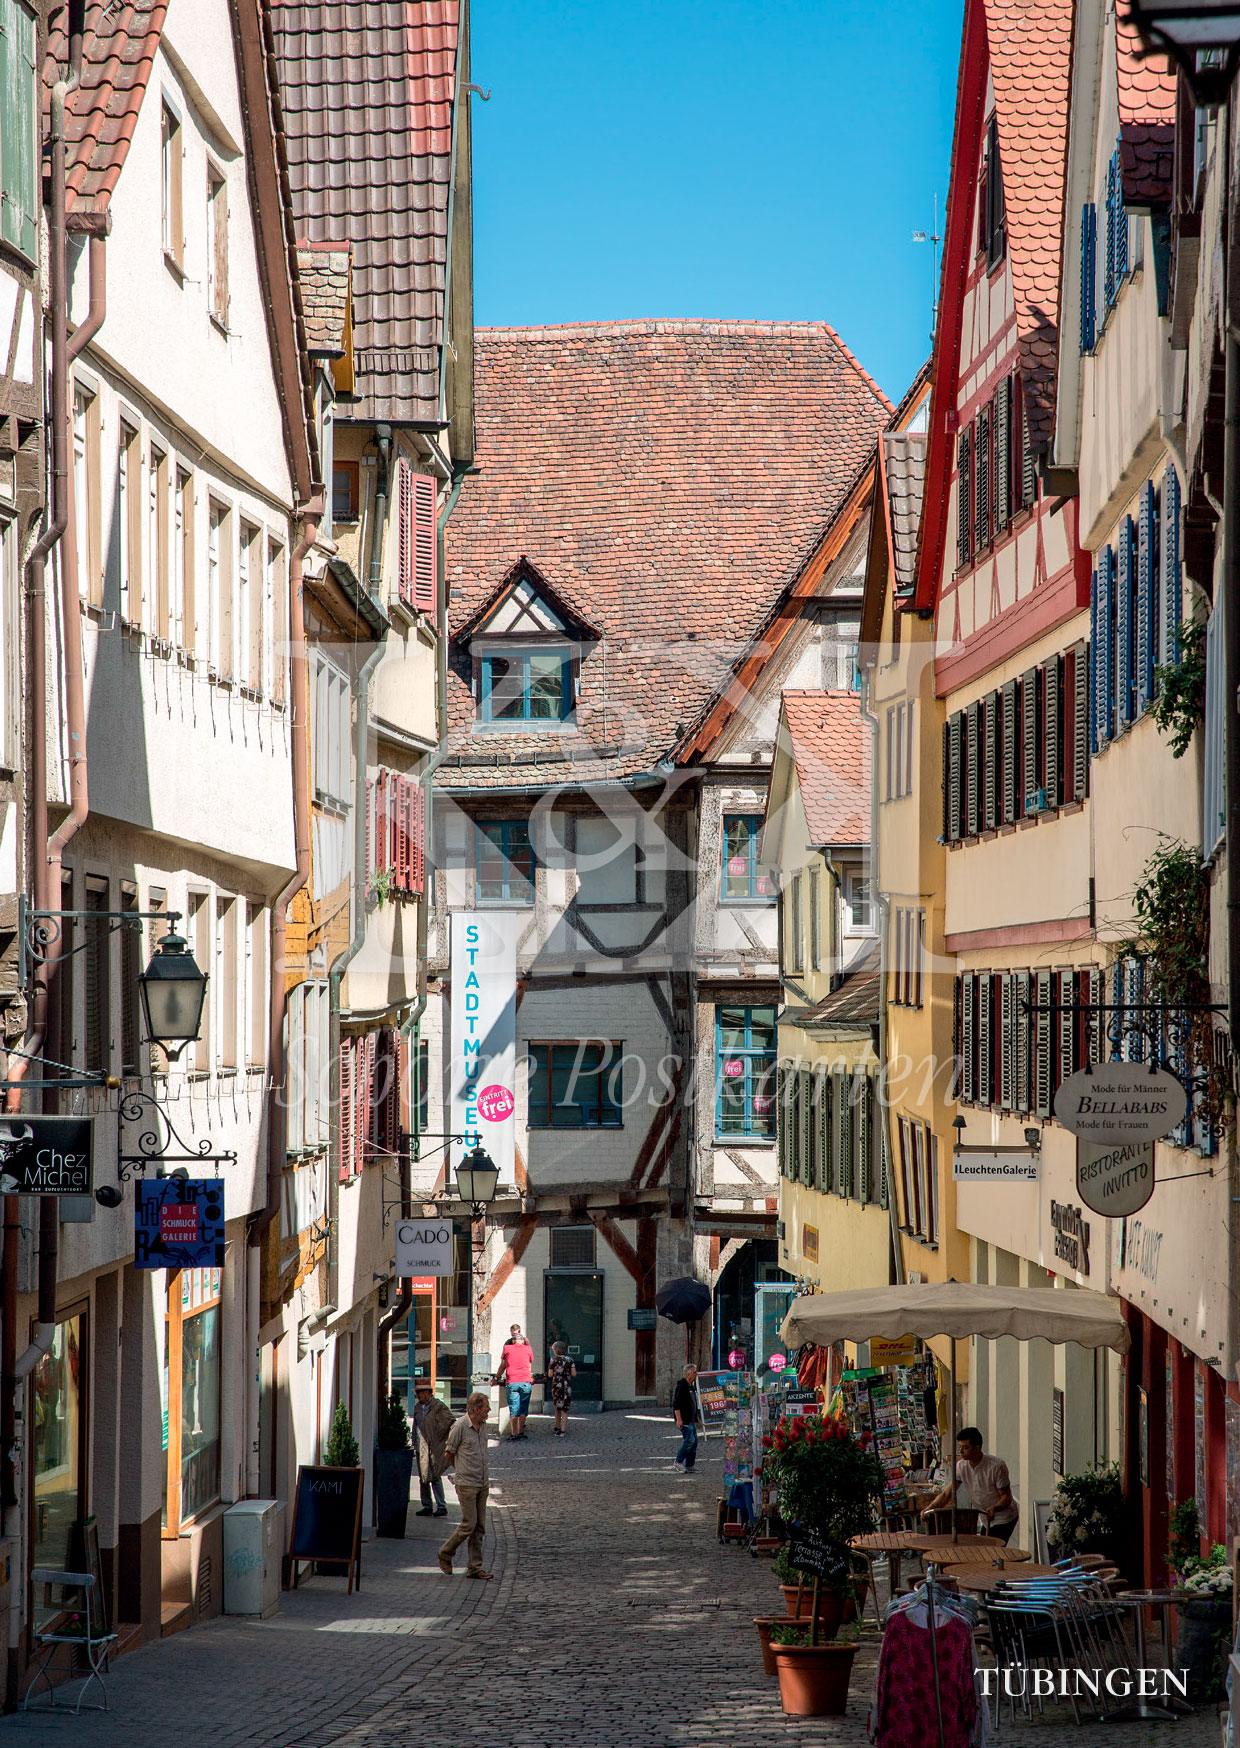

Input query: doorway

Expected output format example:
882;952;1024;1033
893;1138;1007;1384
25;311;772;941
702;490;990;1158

544;1272;604;1406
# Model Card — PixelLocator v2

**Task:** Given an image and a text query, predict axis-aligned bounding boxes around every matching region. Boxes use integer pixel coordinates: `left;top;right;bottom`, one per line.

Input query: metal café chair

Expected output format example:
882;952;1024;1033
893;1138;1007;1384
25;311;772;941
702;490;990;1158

984;1594;1088;1728
23;1568;116;1714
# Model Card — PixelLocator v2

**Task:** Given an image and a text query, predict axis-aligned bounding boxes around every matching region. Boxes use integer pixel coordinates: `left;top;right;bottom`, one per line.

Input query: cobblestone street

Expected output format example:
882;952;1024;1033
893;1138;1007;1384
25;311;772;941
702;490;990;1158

3;1413;1223;1748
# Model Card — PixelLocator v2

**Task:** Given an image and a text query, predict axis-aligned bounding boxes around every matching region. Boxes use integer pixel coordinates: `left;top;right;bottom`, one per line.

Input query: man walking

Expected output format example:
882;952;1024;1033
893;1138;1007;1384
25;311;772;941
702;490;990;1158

497;1322;534;1440
672;1363;701;1475
412;1381;454;1517
438;1392;493;1579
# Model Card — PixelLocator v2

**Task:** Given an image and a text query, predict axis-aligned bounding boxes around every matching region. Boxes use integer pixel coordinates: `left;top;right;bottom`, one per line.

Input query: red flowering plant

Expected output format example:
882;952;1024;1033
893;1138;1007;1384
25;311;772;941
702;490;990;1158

761;1413;885;1599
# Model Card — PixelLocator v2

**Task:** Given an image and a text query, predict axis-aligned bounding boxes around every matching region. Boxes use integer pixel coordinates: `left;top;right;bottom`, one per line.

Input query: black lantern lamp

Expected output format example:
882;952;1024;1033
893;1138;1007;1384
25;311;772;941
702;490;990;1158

456;1145;499;1217
138;929;208;1059
1124;2;1240;104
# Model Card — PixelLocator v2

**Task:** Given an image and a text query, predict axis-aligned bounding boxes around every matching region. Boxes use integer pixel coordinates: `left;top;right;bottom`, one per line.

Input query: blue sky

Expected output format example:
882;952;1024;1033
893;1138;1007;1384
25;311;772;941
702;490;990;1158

471;0;965;404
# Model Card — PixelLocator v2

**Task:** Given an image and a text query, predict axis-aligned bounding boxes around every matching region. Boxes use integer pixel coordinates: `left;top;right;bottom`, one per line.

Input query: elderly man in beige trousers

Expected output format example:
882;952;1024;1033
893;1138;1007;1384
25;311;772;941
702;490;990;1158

438;1392;493;1579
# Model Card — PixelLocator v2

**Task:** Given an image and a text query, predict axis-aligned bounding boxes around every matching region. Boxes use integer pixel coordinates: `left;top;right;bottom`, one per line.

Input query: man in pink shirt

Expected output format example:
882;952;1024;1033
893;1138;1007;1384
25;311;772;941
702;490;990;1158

497;1323;534;1440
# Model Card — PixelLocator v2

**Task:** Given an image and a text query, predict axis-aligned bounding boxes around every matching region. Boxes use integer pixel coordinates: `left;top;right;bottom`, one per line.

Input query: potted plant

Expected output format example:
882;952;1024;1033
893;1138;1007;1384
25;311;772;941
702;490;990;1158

1047;1461;1128;1572
324;1400;361;1468
760;1413;883;1716
374;1393;415;1538
1171;1534;1234;1702
752;1612;808;1677
772;1544;817;1620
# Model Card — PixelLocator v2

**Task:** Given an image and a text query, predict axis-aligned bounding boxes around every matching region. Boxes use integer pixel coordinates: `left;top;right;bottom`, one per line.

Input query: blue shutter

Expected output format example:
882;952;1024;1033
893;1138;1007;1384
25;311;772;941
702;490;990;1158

1162;464;1182;668
1117;519;1134;728
1136;480;1157;713
1110;962;1125;1062
1089;565;1101;752
1097;546;1115;744
1104;156;1117;308
1080;203;1097;353
1113;146;1129;284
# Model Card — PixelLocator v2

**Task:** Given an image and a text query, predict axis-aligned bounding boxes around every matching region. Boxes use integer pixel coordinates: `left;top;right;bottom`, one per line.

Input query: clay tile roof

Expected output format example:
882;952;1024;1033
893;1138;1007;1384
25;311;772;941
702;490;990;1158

780;690;871;848
794;939;881;1028
269;2;460;425
881;430;927;596
1116;15;1176;207
297;244;351;356
987;0;1074;449
439;322;892;790
45;2;168;213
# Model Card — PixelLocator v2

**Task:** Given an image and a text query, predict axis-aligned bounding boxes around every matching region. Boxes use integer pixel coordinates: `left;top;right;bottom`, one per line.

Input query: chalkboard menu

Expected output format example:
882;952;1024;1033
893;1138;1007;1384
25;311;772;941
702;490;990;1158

788;1530;849;1587
287;1465;364;1593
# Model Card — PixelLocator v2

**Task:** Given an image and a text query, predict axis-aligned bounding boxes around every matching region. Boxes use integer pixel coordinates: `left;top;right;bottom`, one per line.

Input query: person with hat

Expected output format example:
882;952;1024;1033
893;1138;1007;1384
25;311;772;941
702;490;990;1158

411;1380;455;1517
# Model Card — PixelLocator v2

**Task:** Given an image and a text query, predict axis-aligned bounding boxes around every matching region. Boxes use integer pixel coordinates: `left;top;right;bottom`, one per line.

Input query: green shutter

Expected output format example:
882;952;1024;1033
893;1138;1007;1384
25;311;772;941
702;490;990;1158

0;2;39;261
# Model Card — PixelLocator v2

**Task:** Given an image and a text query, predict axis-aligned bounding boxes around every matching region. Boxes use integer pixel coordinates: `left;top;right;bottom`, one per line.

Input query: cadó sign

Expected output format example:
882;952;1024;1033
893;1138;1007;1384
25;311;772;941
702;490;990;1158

1053;1065;1187;1144
395;1218;454;1278
1076;1139;1155;1219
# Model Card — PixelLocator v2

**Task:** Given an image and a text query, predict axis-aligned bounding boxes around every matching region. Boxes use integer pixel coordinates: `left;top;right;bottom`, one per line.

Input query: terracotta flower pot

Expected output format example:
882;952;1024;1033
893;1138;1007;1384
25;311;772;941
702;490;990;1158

754;1616;803;1677
772;1640;859;1716
778;1586;845;1635
841;1578;868;1623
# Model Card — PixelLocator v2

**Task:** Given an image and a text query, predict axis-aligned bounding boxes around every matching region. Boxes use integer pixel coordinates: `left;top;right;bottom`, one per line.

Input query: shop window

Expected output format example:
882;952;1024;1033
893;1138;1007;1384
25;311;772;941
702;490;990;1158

163;1267;222;1536
476;819;535;904
721;814;775;901
32;1310;87;1577
715;1006;776;1139
528;1042;623;1129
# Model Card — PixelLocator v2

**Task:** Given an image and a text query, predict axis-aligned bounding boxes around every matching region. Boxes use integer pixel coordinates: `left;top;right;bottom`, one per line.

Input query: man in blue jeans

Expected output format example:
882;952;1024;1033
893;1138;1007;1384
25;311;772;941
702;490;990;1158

672;1364;701;1474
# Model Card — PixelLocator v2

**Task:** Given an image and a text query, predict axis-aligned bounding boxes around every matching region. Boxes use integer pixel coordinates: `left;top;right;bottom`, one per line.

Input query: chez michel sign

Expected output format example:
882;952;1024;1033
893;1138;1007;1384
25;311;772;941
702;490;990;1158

0;1117;93;1195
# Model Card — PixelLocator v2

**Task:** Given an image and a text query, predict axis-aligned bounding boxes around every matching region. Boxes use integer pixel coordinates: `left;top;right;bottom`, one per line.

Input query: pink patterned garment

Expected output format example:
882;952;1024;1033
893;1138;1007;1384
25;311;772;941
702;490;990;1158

871;1608;978;1748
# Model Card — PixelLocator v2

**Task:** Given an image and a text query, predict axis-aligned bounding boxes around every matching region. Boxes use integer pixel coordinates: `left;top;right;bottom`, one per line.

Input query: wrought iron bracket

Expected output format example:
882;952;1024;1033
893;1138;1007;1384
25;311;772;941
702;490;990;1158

116;1089;237;1182
19;895;181;988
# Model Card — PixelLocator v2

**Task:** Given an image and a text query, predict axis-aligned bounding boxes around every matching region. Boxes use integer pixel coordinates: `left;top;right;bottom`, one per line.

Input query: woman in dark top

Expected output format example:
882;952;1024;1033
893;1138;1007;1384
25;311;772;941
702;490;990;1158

671;1364;700;1474
546;1340;576;1436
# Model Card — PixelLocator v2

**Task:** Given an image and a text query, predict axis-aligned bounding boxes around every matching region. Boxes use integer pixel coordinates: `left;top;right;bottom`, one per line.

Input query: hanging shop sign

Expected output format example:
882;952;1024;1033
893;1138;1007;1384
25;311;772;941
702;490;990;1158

395;1218;454;1277
870;1336;917;1368
1075;1139;1154;1219
1048;1200;1091;1277
627;1308;658;1331
952;1150;1038;1181
450;912;517;1182
1053;1064;1187;1144
134;1178;225;1269
0;1116;92;1194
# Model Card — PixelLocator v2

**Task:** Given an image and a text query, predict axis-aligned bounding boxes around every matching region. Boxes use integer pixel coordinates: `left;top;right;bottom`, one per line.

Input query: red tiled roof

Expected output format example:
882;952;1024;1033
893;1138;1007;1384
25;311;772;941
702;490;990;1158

269;2;461;425
439;322;892;789
1116;15;1176;207
780;690;871;848
792;938;881;1028
45;2;168;213
987;0;1074;450
297;244;351;356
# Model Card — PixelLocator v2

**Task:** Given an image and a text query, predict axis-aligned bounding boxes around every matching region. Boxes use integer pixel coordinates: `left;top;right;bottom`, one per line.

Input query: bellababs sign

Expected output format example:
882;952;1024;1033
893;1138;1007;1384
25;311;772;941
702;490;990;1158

449;912;517;1182
1053;1064;1188;1144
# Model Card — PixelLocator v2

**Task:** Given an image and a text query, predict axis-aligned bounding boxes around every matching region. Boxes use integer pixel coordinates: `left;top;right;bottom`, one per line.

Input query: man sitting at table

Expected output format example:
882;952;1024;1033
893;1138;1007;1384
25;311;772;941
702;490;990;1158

920;1427;1019;1544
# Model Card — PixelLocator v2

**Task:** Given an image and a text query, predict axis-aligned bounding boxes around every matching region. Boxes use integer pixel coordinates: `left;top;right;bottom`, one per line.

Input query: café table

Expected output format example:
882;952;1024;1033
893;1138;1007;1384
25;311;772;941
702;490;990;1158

905;1534;1029;1570
1101;1589;1195;1723
950;1564;1064;1593
849;1530;924;1601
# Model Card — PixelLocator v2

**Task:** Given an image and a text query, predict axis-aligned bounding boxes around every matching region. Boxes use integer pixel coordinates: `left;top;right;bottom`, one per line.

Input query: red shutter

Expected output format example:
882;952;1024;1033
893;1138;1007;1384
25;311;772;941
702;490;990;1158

395;777;410;893
364;780;374;895
411;473;437;613
411;780;425;895
361;1033;375;1171
397;463;412;603
339;1038;353;1182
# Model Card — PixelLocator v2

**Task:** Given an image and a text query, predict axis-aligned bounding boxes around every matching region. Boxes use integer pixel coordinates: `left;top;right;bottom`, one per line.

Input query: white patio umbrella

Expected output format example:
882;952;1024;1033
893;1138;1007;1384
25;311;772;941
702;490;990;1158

780;1281;1130;1540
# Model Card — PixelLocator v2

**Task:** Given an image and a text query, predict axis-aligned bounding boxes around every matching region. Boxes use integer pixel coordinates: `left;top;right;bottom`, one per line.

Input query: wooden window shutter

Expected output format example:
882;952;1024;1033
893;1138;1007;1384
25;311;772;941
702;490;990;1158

837;1074;852;1197
999;973;1015;1109
361;1034;375;1171
1072;642;1089;802
1161;465;1182;668
1113;146;1129;282
1058;969;1077;1081
798;1069;811;1186
1104;152;1118;306
1019;379;1037;508
1000;679;1017;824
858;1076;873;1204
994;378;1012;532
1089;565;1101;754
1085;967;1104;1063
339;1037;353;1181
957;427;973;568
947;715;962;840
820;1072;833;1193
396;463;413;604
977;973;993;1106
975;403;992;552
806;1071;818;1188
1136;480;1157;712
0;4;38;260
1015;970;1032;1112
983;690;998;831
941;721;952;840
1080;202;1097;352
960;975;976;1104
1117;517;1135;727
965;700;979;836
1099;545;1115;743
1043;654;1062;809
775;1064;788;1177
1022;667;1040;807
1034;969;1053;1117
411;473;438;613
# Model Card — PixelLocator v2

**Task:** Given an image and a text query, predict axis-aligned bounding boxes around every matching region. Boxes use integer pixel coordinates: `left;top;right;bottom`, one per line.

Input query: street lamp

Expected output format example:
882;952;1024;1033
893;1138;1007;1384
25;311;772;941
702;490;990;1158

138;929;209;1060
456;1144;500;1218
1124;2;1240;104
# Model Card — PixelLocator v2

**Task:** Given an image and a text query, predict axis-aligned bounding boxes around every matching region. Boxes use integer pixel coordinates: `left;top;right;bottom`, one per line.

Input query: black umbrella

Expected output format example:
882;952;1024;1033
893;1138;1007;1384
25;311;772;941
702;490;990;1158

655;1276;712;1325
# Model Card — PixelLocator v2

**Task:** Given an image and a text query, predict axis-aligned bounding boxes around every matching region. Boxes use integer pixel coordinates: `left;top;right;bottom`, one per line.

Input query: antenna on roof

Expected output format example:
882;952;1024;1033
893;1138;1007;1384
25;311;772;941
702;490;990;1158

911;194;942;347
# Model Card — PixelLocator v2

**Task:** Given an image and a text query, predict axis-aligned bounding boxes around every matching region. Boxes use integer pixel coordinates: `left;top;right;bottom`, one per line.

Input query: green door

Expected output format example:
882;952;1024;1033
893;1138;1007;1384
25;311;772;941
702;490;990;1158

544;1271;604;1405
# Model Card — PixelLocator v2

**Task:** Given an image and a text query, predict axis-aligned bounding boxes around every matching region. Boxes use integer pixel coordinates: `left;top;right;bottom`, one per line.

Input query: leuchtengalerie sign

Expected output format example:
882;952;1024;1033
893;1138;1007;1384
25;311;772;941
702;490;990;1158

1053;1065;1187;1144
449;912;517;1183
0;1117;92;1194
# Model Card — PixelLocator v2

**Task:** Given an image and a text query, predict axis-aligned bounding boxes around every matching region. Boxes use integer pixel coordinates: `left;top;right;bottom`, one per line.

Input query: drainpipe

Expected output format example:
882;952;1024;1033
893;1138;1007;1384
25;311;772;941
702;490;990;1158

375;465;468;1407
368;426;391;597
858;670;903;1288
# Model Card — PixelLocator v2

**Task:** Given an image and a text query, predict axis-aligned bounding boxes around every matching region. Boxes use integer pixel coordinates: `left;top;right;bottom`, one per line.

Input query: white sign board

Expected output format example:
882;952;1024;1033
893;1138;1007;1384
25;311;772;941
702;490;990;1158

1053;1065;1187;1143
450;912;517;1183
952;1151;1039;1182
395;1218;455;1277
1076;1139;1155;1218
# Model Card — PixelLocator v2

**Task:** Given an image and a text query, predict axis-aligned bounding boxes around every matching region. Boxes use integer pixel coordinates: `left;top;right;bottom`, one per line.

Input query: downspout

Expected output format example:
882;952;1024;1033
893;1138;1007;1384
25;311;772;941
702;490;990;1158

375;466;467;1403
368;426;391;596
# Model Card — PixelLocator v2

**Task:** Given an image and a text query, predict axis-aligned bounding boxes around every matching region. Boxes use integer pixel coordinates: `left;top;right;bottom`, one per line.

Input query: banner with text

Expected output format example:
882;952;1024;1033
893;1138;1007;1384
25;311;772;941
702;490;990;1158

450;912;518;1183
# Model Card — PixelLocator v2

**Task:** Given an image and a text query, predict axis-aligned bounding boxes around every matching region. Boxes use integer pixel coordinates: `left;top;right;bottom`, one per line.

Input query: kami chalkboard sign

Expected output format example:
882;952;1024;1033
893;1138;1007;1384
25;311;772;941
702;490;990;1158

287;1465;364;1593
788;1531;849;1587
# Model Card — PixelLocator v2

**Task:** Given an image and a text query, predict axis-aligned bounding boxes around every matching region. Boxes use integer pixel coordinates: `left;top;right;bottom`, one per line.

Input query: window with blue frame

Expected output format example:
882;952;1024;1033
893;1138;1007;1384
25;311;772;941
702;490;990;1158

721;815;775;901
715;1006;776;1138
475;819;535;904
528;1042;623;1129
1090;467;1181;756
479;646;573;725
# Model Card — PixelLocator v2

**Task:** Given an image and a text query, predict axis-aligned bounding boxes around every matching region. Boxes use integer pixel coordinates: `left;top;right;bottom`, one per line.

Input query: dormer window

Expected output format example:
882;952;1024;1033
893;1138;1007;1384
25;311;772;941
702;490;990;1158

979;110;1006;270
481;647;573;724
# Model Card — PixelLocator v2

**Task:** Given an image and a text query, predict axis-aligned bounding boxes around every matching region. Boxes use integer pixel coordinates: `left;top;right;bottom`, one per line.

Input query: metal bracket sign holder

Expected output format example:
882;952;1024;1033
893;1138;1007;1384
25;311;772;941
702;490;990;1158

117;1090;237;1181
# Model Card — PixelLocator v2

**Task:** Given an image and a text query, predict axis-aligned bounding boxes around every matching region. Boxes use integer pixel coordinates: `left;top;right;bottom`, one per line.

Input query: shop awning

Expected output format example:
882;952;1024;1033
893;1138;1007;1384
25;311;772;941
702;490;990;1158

780;1281;1130;1354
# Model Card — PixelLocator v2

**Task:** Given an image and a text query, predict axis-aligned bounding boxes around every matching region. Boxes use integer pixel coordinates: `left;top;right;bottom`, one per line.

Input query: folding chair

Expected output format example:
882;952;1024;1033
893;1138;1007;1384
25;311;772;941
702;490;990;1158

23;1569;116;1713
